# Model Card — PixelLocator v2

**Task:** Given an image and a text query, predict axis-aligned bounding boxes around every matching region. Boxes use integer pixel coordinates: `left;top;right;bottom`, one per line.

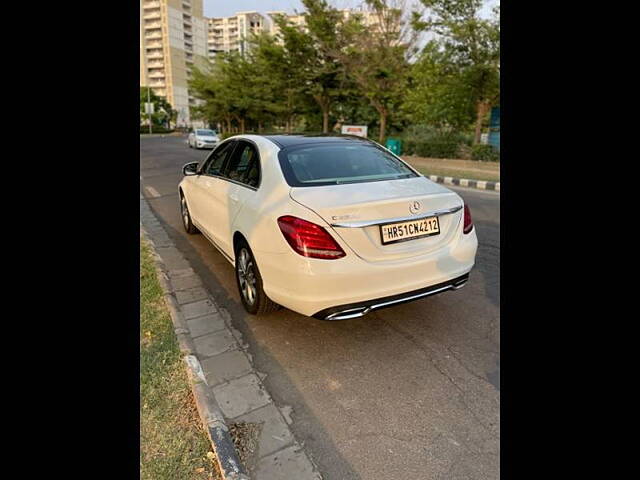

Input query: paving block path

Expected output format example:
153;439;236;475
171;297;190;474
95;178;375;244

141;195;321;479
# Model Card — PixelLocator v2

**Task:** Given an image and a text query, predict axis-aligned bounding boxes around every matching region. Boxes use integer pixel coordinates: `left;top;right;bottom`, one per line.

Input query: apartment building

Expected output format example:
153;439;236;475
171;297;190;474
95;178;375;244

266;8;384;38
140;0;208;127
207;12;267;58
266;10;307;37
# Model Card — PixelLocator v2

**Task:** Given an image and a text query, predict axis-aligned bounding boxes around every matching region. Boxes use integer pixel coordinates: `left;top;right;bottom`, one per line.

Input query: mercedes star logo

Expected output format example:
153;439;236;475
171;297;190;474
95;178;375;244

409;201;422;214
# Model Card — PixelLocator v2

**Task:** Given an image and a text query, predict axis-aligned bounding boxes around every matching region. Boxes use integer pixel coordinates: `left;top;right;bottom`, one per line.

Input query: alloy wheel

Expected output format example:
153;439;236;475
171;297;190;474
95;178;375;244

181;196;190;229
237;248;257;306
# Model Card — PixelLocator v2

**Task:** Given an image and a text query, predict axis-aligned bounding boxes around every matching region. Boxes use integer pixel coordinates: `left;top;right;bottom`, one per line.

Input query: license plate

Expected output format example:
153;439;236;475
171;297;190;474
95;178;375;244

380;216;440;245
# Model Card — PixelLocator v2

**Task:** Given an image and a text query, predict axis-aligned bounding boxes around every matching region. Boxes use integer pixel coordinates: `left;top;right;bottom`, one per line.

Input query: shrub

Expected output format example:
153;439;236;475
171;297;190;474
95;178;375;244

140;127;174;134
401;126;472;159
471;144;500;162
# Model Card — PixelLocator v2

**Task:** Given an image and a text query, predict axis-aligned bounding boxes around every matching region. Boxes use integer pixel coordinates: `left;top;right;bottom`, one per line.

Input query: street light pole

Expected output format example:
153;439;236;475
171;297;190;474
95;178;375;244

147;86;153;135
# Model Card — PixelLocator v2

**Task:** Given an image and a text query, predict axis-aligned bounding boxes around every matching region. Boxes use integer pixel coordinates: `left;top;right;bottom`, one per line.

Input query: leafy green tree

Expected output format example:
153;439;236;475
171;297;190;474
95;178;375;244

251;29;308;132
333;0;411;143
412;0;500;144
280;1;346;133
140;87;176;128
403;41;476;132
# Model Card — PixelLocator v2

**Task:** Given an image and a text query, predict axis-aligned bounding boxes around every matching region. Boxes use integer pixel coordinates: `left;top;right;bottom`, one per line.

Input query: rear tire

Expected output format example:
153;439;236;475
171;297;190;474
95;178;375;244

235;241;280;315
180;192;199;234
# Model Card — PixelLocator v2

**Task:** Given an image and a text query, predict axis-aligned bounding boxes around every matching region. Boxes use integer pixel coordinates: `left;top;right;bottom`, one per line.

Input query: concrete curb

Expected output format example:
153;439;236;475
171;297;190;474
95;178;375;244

427;174;500;192
141;227;249;480
141;194;322;479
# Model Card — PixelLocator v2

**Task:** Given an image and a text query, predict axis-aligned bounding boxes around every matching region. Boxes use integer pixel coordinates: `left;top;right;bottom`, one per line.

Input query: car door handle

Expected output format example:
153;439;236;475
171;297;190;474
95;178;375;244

230;194;239;202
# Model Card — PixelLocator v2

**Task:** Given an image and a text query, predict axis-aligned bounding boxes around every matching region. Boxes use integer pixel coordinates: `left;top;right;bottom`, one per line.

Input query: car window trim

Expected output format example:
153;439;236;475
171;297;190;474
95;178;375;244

216;139;262;191
199;139;236;176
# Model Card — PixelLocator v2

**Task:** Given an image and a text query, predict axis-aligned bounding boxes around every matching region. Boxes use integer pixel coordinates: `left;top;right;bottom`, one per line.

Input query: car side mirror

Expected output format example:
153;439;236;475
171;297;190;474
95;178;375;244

183;162;199;176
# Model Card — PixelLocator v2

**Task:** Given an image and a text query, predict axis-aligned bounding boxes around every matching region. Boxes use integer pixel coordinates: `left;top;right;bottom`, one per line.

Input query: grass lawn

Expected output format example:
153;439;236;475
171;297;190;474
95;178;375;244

403;156;500;182
140;240;221;480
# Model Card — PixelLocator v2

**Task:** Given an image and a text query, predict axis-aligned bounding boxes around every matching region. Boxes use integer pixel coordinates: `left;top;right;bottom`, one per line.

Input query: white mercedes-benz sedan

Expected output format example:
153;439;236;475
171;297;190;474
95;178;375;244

178;134;477;320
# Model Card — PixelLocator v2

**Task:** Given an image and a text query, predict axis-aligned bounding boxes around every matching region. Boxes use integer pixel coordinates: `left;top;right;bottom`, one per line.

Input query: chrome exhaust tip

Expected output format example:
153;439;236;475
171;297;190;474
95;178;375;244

325;307;370;321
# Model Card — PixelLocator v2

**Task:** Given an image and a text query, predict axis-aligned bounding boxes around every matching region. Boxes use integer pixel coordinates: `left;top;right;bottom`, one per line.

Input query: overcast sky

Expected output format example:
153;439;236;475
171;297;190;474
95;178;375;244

204;0;498;19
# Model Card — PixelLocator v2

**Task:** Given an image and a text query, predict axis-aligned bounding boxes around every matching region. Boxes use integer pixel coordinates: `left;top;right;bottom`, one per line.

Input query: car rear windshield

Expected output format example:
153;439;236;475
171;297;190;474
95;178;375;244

196;129;216;136
278;143;418;187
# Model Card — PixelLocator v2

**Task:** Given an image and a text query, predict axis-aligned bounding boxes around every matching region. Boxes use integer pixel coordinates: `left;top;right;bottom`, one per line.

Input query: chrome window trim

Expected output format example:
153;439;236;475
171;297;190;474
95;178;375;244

330;205;463;228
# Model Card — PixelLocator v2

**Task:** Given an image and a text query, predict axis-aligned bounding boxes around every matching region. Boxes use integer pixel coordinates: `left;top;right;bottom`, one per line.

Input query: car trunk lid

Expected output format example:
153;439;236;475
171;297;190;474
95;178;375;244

290;177;464;262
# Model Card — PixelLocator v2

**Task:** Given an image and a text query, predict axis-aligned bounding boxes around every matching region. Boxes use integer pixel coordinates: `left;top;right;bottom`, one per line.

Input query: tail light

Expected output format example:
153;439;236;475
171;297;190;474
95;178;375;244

277;216;346;260
463;204;473;234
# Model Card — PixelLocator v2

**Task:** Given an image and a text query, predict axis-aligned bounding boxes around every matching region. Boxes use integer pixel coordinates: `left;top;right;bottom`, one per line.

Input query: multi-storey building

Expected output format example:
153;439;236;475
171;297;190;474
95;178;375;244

207;12;267;58
266;10;307;37
140;0;208;127
266;8;384;38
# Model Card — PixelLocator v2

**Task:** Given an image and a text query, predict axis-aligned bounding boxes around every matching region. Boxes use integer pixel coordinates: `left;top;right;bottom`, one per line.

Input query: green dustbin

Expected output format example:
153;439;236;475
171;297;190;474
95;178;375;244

386;138;403;155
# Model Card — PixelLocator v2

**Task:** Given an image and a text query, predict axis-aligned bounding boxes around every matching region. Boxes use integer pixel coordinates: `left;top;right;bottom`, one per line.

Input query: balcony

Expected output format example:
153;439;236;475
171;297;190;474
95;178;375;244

147;60;164;68
144;21;162;29
148;71;165;79
147;51;163;59
144;1;161;8
149;80;165;87
143;10;161;20
145;31;162;40
146;41;163;49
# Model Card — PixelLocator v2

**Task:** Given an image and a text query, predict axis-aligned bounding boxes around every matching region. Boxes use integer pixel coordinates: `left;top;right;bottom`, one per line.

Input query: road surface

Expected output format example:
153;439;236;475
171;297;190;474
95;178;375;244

140;136;500;479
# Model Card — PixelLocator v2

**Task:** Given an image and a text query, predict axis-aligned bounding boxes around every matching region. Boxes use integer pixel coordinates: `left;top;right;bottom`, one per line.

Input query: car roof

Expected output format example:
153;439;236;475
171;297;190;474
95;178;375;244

261;134;376;148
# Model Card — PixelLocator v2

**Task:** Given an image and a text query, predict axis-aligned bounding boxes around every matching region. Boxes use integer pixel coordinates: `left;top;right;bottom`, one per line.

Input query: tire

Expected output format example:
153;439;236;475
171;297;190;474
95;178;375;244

180;192;199;234
235;241;280;315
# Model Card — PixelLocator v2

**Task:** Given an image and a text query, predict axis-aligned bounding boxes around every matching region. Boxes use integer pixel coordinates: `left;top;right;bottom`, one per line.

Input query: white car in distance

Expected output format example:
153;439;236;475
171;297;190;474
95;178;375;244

188;129;220;149
178;134;478;320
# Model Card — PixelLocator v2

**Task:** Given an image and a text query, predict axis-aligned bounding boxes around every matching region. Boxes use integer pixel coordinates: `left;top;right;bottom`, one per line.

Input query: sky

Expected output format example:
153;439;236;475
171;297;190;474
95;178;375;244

204;0;499;19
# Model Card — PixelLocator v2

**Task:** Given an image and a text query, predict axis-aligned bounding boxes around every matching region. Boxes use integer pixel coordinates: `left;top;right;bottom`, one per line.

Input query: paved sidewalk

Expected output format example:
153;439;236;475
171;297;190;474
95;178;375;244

141;196;321;480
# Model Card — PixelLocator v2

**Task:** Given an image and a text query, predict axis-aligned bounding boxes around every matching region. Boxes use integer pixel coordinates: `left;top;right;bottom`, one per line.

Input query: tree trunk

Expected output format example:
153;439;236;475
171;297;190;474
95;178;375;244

322;108;329;134
378;110;387;144
240;117;246;134
258;121;263;134
474;101;490;145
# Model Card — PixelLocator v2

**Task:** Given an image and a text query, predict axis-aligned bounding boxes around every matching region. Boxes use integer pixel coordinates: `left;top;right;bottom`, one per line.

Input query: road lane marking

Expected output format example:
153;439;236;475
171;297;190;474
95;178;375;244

145;186;161;198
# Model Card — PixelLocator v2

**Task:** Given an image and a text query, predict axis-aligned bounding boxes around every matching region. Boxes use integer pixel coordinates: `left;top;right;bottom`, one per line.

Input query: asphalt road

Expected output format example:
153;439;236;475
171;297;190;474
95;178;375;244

140;136;500;480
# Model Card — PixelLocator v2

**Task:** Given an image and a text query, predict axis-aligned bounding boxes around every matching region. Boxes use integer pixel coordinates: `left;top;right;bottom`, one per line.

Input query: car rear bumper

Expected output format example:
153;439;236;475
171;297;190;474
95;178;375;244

313;273;469;320
256;227;477;317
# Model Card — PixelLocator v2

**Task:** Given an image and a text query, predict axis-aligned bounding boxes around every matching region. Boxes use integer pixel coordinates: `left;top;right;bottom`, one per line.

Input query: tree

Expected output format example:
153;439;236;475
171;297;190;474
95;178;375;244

140;87;176;128
279;1;346;133
190;53;257;134
333;0;412;143
412;0;500;143
403;41;476;132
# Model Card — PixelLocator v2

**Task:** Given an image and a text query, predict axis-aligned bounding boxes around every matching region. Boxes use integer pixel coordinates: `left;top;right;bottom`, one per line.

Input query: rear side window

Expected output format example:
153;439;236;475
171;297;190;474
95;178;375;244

223;141;261;188
278;143;417;187
203;140;235;176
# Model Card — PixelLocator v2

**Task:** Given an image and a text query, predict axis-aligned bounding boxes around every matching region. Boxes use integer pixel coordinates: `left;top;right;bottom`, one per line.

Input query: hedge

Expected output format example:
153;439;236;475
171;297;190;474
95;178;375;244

403;139;461;159
140;127;174;134
471;144;500;162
